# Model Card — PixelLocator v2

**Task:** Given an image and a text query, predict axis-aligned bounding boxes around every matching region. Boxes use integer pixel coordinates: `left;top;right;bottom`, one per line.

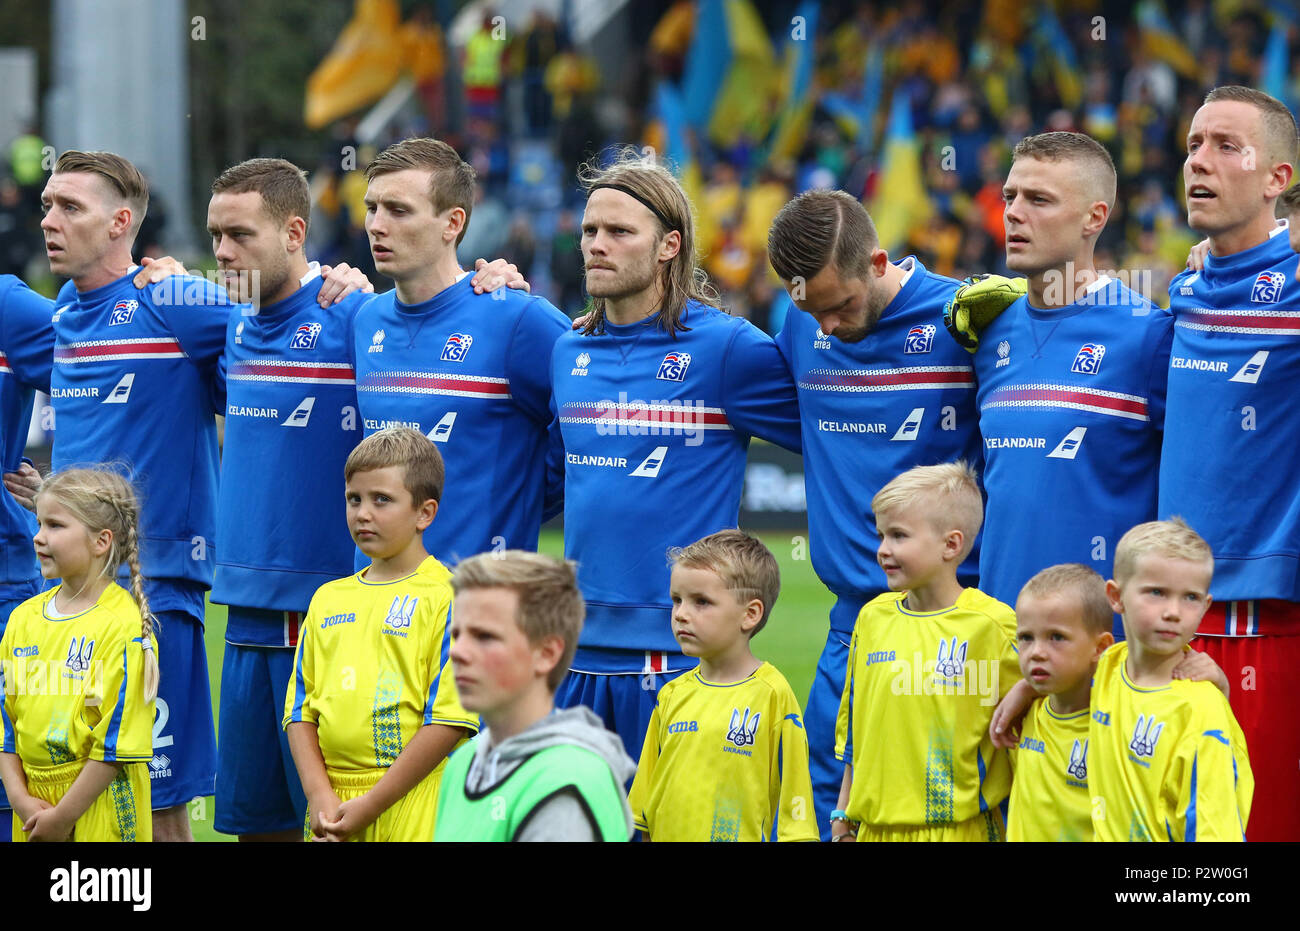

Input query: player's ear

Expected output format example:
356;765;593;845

657;229;681;264
109;205;133;240
285;215;307;253
1104;579;1124;614
415;498;438;531
443;206;467;245
741;598;763;633
533;634;565;677
1094;630;1115;660
944;529;964;561
869;247;890;278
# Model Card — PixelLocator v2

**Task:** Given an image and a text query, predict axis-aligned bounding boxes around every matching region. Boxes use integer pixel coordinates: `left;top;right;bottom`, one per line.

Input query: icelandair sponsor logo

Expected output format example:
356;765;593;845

1171;356;1228;373
1070;343;1105;375
985;435;1046;449
818;419;886;434
289;322;322;350
108;299;138;326
1251;271;1286;303
369;329;385;353
630;446;668;478
429;411;457;442
656;351;691;382
904;324;936;354
1047;426;1087;460
567;453;629;469
229;404;279;419
440;333;473;362
572;352;591;376
51;386;99;399
321;612;357;628
996;339;1011;368
282;397;315;427
364;418;420;430
102;373;135;404
1229;350;1269;384
891;407;924;441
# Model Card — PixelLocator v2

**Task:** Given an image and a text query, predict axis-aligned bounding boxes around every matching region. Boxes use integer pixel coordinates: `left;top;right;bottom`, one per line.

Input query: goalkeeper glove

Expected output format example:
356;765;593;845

942;274;1028;353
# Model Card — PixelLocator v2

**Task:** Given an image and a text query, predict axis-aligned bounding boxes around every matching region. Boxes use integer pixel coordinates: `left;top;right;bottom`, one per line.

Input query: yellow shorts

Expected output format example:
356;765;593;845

305;765;444;842
856;809;1005;842
12;758;152;843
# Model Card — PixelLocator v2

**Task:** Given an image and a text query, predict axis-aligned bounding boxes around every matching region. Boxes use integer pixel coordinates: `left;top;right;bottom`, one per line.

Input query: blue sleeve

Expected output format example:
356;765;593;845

0;276;55;393
721;318;802;454
773;298;798;375
1145;312;1175;433
505;295;570;425
148;278;235;410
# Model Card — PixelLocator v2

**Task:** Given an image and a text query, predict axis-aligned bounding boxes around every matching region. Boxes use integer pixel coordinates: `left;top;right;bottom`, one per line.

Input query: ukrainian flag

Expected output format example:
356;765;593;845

1134;0;1199;80
767;0;819;165
868;90;931;254
682;0;778;148
1036;4;1082;110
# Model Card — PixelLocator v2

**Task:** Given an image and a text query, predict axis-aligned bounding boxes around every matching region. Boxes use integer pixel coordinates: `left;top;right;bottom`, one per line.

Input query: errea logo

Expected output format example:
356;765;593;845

572;352;591;376
234;321;244;344
368;329;385;353
995;339;1011;368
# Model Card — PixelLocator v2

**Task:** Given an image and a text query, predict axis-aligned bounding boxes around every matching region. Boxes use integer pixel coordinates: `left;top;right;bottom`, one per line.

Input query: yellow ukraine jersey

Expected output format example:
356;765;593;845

283;557;477;774
1006;698;1092;841
1089;642;1252;842
628;661;818;841
834;589;1020;830
0;584;155;767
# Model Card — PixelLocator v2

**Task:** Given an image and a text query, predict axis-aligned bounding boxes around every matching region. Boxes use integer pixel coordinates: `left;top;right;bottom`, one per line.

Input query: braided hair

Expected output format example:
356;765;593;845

37;467;160;701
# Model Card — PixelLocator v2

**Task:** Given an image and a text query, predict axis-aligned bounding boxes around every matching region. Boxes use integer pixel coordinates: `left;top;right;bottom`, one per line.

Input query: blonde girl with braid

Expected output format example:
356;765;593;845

0;468;157;841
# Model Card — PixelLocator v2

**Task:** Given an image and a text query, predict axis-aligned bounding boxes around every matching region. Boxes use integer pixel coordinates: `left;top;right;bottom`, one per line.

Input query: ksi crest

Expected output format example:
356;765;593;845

656;351;691;382
290;321;322;350
440;333;473;362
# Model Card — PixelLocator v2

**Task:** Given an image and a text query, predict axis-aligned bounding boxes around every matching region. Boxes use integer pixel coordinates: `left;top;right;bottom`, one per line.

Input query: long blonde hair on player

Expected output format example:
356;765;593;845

37;467;160;702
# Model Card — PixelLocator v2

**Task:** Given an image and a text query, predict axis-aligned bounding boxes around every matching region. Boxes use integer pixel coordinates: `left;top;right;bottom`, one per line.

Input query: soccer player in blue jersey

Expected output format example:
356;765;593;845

38;150;234;840
1161;86;1300;841
550;150;802;762
0;275;54;842
354;138;570;567
975;132;1172;621
766;190;982;838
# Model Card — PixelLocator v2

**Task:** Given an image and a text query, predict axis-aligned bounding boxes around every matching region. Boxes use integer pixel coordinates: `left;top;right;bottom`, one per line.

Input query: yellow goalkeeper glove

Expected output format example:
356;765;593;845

942;274;1028;352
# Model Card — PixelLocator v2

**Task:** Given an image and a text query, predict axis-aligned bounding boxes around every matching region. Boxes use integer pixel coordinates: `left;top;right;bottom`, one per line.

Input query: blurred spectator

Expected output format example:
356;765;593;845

516;11;560;136
548;208;586;318
458;186;508;269
501;213;537;279
0;177;38;277
463;12;507;126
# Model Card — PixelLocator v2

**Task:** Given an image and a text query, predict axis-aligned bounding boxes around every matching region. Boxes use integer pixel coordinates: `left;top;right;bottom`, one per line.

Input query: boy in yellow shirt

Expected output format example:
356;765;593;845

629;530;818;841
1089;519;1252;841
283;428;477;841
833;462;1019;842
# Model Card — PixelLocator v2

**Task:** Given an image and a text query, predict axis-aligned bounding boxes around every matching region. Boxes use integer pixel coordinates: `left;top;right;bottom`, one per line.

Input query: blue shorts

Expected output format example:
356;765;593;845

554;666;688;766
215;640;305;835
149;608;218;808
804;595;870;841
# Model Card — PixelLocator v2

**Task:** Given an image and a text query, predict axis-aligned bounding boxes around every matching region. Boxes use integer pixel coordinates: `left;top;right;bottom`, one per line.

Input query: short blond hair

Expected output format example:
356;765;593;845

1017;563;1112;635
451;551;584;691
54;150;149;237
671;530;781;636
344;428;444;505
366;137;476;246
871;461;983;561
1113;518;1213;587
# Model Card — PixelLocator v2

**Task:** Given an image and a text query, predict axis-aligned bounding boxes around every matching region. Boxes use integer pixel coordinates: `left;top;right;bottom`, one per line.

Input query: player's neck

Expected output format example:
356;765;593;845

1206;213;1279;259
1047;676;1092;715
698;643;761;684
1027;259;1098;309
393;251;463;306
73;250;133;293
484;689;554;745
1124;641;1183;689
603;282;666;327
903;575;963;614
53;570;110;615
363;541;428;583
264;254;313;306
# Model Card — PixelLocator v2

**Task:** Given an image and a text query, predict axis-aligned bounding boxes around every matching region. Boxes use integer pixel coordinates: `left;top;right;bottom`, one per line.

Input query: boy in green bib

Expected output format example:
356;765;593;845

434;551;635;841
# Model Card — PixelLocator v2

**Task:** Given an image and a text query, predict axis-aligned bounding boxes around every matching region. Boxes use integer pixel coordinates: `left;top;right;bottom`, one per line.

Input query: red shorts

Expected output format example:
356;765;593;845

1192;599;1300;841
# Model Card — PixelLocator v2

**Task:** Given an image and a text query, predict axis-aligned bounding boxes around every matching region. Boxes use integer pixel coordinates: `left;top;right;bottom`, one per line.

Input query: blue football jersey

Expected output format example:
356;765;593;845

1161;223;1300;605
975;277;1173;627
353;276;569;566
552;301;802;667
776;257;981;622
